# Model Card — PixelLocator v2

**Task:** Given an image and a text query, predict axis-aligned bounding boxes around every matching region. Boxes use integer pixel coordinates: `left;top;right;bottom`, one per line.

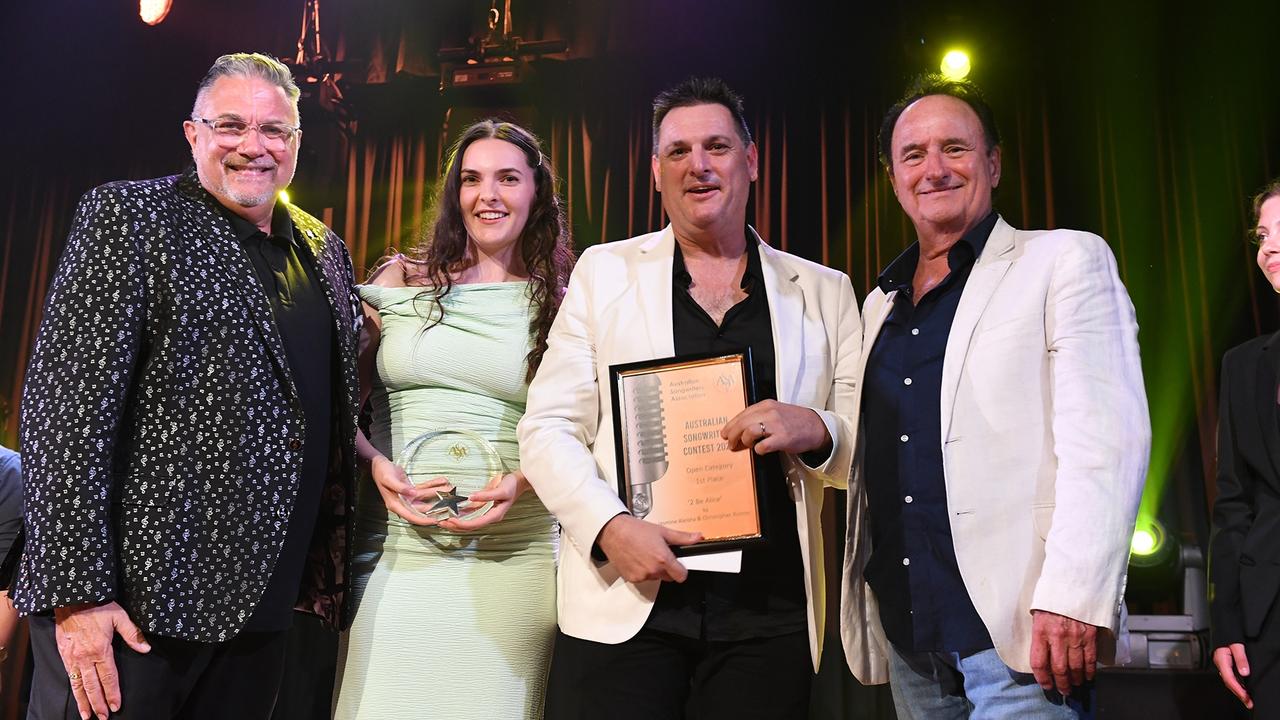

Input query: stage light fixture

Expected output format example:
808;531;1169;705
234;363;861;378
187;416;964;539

1126;544;1211;670
436;0;567;91
1120;513;1210;671
279;190;291;205
1132;529;1156;555
139;0;173;26
940;50;971;80
1131;520;1164;558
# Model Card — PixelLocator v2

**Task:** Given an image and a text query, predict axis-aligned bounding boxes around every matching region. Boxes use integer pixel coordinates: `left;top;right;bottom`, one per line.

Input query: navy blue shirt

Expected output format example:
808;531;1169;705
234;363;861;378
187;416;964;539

0;446;21;583
862;211;997;654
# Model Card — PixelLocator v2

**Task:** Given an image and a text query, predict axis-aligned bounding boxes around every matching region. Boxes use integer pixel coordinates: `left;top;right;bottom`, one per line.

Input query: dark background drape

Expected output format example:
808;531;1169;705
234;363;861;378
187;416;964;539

2;0;1279;716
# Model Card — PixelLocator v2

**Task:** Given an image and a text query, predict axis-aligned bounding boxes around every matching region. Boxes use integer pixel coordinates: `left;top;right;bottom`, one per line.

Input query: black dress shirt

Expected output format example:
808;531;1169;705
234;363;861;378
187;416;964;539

644;236;808;642
224;204;333;631
862;211;998;654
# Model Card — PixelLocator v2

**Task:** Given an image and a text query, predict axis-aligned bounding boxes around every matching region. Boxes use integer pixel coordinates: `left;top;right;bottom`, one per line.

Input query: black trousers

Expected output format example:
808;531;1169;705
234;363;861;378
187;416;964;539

27;615;288;720
543;626;812;720
1247;596;1280;720
270;612;338;720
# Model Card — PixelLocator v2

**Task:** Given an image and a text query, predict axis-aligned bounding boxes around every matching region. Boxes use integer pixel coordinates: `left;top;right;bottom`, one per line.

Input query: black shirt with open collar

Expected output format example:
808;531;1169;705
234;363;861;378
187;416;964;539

222;202;333;632
643;233;807;642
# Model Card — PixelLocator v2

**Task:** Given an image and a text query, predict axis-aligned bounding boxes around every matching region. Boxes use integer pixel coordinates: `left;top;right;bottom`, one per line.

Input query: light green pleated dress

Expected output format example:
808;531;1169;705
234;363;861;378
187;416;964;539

333;282;557;720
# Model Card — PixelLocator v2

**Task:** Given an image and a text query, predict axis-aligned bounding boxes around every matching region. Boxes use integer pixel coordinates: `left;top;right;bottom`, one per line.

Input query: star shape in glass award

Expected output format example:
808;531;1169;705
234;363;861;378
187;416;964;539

427;487;469;517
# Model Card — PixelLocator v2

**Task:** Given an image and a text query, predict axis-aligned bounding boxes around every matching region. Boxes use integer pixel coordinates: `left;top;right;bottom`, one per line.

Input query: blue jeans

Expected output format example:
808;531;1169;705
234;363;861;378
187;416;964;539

887;643;1094;720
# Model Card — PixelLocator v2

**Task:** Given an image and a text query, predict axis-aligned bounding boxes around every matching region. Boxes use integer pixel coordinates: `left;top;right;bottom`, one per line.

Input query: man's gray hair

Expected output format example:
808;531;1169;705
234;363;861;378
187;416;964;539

192;52;301;121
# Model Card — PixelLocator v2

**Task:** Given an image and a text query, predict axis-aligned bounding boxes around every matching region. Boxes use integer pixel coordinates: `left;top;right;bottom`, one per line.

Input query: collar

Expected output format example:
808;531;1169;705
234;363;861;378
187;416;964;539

672;229;763;291
876;210;998;294
222;201;296;246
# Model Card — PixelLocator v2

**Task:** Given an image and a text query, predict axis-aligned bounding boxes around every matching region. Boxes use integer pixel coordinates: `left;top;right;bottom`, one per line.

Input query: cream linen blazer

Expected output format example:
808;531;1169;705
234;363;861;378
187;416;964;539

839;217;1150;684
518;225;861;671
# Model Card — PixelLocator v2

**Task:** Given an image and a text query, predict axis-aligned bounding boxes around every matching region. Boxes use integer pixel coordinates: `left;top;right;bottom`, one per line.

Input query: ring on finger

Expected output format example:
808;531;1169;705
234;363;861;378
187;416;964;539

68;672;81;681
758;422;767;436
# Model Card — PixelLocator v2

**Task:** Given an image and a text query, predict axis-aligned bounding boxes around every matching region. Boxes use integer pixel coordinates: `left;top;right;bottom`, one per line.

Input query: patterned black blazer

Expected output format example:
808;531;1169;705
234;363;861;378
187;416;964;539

13;168;360;643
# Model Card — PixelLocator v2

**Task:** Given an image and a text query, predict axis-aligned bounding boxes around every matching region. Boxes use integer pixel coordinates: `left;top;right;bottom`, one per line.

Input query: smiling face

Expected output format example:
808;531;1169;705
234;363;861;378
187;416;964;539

651;103;758;241
887;94;1000;240
458;137;537;258
1256;196;1280;290
183;74;299;224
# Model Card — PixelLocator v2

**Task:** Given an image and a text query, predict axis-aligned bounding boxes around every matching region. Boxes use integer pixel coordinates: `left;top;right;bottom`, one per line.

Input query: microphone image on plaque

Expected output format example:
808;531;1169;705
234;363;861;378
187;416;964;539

623;373;670;518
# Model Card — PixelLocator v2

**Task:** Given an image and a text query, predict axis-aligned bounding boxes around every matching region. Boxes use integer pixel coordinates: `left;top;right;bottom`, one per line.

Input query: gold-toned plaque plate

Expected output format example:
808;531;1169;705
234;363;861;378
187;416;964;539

609;350;764;555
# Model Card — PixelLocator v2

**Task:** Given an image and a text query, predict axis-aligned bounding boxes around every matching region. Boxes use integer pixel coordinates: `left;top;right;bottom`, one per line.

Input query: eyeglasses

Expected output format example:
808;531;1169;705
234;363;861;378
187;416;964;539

191;117;299;147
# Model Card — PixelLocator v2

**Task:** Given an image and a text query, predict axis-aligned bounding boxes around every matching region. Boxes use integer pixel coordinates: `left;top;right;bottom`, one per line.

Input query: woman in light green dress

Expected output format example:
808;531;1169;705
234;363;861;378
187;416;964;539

333;120;574;719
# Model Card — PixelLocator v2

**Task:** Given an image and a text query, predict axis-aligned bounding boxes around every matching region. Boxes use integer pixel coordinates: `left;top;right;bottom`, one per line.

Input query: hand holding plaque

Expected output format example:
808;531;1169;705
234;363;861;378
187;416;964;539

398;429;507;523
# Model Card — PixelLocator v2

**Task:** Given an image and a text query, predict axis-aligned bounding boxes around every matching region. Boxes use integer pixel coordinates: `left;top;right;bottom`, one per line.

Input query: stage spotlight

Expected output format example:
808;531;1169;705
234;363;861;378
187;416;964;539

1129;519;1179;586
940;50;971;81
139;0;173;25
1121;515;1210;670
279;190;291;205
1126;544;1210;670
1132;529;1157;555
436;0;566;90
1130;519;1165;561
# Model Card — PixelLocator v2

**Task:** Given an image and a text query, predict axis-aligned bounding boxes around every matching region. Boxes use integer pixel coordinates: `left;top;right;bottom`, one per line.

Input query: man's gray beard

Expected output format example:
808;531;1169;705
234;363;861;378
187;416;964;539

226;184;277;208
197;160;296;208
226;163;295;208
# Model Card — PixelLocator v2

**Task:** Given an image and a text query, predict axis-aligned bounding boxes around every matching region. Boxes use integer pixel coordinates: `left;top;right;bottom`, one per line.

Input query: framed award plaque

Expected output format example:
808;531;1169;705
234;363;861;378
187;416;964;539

608;349;766;555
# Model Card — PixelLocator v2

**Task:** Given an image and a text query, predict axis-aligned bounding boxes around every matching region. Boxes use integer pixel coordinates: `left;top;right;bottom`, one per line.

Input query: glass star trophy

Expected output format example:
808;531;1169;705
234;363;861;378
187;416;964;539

398;429;505;522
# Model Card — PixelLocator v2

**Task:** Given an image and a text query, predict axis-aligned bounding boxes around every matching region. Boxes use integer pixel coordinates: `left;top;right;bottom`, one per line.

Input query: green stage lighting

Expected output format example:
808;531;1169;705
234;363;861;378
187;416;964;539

940;50;971;81
1132;528;1159;556
1130;519;1168;565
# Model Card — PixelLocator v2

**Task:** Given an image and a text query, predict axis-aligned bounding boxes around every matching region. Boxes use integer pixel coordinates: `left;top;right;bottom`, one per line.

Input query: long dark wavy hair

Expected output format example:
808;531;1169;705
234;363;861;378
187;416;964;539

401;119;574;380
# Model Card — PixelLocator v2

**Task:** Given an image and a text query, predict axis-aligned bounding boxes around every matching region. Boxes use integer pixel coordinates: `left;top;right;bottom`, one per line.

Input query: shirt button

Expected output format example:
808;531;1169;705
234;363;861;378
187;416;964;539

911;328;920;336
905;495;914;503
288;438;302;451
903;377;913;386
902;557;911;566
900;434;909;443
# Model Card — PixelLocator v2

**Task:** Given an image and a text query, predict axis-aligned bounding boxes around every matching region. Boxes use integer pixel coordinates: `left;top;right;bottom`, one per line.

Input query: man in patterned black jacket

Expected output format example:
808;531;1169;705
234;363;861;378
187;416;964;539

13;53;359;719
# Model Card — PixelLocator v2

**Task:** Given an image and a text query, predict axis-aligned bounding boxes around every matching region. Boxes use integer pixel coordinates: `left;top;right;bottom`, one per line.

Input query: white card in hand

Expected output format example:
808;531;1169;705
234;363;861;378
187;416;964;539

678;550;742;573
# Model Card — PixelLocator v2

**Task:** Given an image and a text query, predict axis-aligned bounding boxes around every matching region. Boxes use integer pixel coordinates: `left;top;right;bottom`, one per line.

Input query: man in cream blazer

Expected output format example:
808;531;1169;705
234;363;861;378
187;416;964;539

840;76;1149;718
520;78;860;719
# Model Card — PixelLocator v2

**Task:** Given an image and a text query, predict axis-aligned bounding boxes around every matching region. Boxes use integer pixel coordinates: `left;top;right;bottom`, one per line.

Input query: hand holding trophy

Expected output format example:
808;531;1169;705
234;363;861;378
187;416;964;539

397;429;505;524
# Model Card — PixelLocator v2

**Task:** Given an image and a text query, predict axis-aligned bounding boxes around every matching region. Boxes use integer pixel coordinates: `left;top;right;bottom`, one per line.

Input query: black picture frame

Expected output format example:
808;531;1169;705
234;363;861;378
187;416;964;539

608;348;767;556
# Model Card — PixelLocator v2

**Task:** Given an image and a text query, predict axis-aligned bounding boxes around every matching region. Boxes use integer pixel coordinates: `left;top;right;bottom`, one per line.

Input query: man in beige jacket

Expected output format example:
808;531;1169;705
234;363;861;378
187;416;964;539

841;75;1149;718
